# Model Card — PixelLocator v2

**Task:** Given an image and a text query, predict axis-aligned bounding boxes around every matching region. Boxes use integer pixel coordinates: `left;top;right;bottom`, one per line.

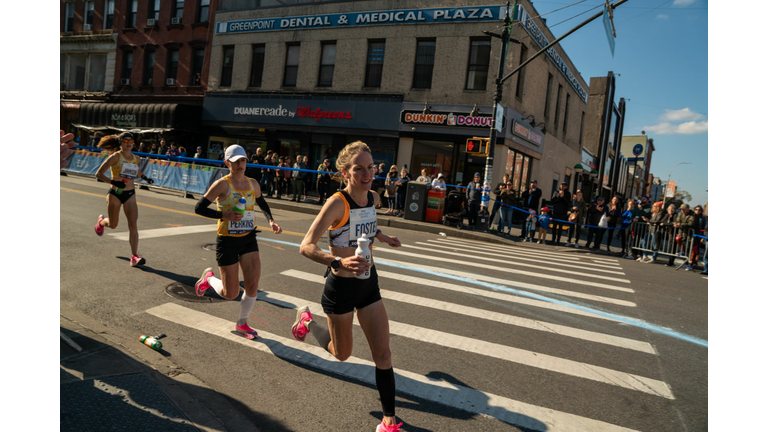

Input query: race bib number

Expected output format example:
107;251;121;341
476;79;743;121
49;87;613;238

120;163;139;179
349;207;377;241
228;211;255;235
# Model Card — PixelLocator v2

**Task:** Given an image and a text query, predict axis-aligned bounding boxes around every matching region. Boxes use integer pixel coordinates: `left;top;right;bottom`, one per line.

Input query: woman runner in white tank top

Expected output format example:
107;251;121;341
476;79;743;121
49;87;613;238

291;141;403;432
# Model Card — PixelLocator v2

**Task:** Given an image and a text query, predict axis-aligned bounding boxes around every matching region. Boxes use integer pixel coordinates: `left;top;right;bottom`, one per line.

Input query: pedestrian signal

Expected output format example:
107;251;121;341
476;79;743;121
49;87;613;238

466;137;489;155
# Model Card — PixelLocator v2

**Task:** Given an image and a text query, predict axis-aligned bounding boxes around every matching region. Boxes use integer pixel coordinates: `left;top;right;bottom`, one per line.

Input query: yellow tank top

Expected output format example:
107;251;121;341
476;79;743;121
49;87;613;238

109;152;140;181
217;175;257;237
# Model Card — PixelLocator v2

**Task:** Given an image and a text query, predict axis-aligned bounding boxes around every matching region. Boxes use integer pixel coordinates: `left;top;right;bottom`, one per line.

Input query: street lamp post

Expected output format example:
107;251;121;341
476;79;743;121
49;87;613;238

662;162;691;209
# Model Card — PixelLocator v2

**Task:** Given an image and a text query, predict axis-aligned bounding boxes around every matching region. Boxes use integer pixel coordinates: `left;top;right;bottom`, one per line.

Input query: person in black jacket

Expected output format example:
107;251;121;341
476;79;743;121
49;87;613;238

549;182;572;245
519;180;542;239
584;196;608;251
604;196;623;253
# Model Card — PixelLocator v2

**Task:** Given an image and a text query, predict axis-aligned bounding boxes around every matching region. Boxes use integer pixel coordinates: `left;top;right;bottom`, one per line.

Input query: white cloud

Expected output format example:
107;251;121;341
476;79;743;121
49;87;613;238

656;14;669;20
673;0;696;6
644;121;708;135
659;107;705;122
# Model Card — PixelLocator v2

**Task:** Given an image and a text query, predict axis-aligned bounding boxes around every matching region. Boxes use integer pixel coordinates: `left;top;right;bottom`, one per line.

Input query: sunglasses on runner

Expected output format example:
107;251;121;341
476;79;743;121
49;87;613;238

122;139;135;144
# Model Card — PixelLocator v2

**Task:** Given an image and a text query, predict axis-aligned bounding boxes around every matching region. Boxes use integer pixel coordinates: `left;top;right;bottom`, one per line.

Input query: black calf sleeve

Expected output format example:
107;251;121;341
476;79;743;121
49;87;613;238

308;321;332;353
375;367;396;417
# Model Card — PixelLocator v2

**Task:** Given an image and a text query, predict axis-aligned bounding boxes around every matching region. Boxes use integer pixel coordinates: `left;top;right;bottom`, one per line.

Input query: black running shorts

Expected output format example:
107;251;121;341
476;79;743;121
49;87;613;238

321;266;382;315
215;232;259;267
108;188;136;204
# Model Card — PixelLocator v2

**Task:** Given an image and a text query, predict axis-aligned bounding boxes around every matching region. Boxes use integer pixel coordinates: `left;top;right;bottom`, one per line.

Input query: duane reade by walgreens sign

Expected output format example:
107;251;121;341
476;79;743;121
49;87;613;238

234;105;295;118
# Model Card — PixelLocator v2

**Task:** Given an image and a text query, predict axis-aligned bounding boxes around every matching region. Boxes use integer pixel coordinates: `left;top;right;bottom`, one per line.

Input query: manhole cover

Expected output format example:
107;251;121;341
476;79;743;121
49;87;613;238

203;243;216;251
165;283;227;303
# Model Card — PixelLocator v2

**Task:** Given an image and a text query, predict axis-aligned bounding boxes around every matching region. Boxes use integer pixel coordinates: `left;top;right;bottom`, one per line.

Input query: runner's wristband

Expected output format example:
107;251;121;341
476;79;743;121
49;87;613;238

255;195;274;222
141;174;154;184
195;197;223;220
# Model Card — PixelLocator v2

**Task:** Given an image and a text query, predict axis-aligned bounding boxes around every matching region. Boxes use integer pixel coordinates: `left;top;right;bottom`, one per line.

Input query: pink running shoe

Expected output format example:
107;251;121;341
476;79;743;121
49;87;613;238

195;267;214;297
376;421;403;432
235;322;259;339
95;215;105;236
130;255;146;267
291;306;313;342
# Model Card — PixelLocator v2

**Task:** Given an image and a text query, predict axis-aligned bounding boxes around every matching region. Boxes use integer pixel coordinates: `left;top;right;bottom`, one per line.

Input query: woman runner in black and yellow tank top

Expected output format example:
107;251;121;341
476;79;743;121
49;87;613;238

291;141;404;432
94;132;154;267
192;145;282;340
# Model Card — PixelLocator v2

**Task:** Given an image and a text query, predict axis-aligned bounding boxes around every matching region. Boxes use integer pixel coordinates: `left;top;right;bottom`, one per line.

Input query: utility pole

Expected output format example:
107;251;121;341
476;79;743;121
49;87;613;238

480;0;630;210
480;2;516;210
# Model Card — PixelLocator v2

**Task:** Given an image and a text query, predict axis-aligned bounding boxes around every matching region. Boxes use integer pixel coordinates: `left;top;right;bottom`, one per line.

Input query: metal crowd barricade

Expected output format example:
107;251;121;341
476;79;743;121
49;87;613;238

628;221;695;270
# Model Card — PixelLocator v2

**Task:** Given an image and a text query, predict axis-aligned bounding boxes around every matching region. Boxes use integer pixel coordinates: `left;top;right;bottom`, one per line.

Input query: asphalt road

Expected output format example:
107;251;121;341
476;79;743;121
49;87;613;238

60;174;708;431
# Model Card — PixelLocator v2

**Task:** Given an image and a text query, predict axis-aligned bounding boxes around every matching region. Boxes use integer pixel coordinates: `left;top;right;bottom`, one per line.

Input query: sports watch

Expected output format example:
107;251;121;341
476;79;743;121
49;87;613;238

330;256;342;271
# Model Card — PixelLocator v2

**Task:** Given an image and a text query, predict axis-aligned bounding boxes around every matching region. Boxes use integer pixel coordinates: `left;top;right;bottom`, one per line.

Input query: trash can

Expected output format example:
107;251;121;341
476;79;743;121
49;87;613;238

475;208;490;231
425;189;446;223
404;181;428;221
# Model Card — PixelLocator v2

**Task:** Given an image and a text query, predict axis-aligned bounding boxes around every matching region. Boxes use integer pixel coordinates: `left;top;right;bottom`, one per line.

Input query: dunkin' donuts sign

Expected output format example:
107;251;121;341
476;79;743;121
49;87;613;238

400;110;498;129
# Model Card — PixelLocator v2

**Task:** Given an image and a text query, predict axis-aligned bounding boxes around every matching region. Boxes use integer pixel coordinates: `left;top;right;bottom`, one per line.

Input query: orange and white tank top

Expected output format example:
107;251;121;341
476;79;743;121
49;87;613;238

109;152;140;180
216;175;257;237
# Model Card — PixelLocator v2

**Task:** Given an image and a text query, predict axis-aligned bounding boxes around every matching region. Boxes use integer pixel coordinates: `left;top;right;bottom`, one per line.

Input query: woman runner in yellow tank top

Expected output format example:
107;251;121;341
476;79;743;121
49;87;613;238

292;141;404;432
192;145;282;339
94;132;154;267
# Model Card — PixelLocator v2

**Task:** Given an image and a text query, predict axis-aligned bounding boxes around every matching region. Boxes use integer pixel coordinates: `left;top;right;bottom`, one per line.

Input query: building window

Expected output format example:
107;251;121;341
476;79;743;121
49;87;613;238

197;0;210;23
88;55;107;91
515;44;527;99
173;0;184;19
412;39;435;89
122;51;133;81
364;40;385;88
167;49;179;82
143;50;155;86
128;0;138;28
104;0;114;29
283;44;300;87
249;44;265;87
149;0;160;21
317;42;336;87
544;73;553;119
191;48;204;85
221;46;235;87
67;55;86;90
84;1;94;27
563;93;570;133
61;55;66;90
466;38;491;90
554;84;563;130
64;2;75;32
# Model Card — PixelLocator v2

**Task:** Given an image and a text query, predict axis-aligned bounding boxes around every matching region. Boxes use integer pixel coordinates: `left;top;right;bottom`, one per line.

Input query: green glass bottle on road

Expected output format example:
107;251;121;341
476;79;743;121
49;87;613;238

139;335;163;351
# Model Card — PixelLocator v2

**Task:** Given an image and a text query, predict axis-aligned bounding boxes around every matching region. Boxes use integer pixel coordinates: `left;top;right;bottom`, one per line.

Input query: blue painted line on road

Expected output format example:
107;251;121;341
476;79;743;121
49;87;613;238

256;236;708;348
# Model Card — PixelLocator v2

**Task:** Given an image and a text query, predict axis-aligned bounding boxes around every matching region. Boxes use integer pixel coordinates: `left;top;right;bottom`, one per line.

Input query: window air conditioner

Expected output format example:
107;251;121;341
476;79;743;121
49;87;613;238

83;24;92;31
171;17;181;25
120;78;130;85
147;18;156;26
166;78;176;86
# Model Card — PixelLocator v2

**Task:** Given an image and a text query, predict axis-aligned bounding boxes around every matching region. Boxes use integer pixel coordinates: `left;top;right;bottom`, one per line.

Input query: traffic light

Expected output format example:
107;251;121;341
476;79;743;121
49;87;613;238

466;137;489;155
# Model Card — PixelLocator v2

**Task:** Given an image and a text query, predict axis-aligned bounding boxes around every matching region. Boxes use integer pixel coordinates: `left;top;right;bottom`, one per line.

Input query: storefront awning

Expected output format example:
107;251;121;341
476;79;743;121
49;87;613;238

78;103;202;132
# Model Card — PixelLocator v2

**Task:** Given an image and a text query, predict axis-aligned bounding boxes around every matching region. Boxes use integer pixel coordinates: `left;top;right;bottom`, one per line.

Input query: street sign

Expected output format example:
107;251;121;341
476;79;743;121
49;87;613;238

495;104;504;132
602;5;615;57
627;157;644;162
632;144;643;156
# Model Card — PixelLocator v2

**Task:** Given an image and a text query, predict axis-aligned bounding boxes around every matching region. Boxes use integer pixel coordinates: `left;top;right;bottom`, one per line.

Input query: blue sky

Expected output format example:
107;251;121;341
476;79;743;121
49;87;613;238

527;0;708;206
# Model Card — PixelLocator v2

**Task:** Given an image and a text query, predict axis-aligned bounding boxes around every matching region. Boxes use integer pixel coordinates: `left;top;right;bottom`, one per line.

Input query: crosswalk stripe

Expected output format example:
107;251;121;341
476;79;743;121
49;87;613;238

281;269;653;354
256;283;671;399
435;237;621;265
427;238;623;270
374;247;634;292
146;302;640;431
109;224;216;241
415;241;626;276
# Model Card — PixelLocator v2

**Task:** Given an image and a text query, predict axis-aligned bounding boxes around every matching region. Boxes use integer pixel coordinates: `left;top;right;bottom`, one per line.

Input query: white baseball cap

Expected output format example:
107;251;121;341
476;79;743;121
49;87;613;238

224;145;247;162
